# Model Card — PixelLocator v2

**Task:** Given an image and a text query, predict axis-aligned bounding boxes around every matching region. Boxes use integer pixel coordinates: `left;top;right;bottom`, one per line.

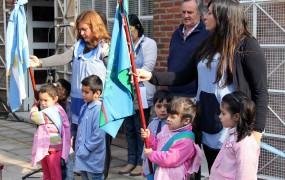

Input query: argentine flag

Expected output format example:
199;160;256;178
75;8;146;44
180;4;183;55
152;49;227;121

5;0;30;112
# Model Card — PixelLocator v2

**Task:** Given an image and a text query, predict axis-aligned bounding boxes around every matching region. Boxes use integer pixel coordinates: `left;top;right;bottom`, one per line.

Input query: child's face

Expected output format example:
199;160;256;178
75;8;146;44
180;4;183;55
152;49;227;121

219;104;239;128
39;92;58;109
56;82;67;99
154;99;169;119
82;85;100;103
55;82;65;94
167;114;188;130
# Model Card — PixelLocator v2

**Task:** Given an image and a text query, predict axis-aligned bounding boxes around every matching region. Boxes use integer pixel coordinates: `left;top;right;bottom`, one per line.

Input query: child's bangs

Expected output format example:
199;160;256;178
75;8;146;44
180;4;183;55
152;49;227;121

167;100;182;115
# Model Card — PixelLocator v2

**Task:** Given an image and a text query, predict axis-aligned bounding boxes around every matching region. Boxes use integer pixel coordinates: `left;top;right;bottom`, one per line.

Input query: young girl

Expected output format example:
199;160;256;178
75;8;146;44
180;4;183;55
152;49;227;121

141;97;202;180
30;83;71;180
210;91;260;179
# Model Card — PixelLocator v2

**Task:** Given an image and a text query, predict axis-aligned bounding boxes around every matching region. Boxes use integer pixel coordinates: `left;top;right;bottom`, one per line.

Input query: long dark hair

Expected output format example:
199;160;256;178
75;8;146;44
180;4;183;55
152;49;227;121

221;91;255;142
197;0;252;87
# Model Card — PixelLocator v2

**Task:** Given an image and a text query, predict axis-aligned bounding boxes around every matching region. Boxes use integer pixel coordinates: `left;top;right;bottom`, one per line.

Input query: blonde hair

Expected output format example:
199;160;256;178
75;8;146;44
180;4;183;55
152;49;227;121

75;10;110;47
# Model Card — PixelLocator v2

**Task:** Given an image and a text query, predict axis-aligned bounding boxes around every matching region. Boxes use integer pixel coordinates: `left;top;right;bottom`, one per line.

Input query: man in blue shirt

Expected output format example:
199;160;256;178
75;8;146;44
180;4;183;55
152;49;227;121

167;0;209;99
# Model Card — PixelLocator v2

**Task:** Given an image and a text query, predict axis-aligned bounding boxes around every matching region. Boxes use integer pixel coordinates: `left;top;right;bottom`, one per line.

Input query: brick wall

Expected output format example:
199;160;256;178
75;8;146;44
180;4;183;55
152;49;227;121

153;0;183;72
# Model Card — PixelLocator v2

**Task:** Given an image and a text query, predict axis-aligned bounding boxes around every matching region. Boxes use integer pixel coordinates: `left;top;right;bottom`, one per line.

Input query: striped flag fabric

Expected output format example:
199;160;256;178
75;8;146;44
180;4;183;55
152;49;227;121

99;0;134;138
5;0;30;112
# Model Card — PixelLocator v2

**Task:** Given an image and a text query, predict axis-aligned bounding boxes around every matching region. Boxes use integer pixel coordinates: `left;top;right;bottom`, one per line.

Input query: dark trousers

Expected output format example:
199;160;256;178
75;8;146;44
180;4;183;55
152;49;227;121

104;134;112;179
202;144;220;173
124;108;151;166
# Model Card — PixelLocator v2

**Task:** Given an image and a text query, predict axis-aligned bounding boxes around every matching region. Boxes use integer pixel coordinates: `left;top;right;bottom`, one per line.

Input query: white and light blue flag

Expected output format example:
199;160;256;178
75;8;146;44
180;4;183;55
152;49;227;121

5;0;30;112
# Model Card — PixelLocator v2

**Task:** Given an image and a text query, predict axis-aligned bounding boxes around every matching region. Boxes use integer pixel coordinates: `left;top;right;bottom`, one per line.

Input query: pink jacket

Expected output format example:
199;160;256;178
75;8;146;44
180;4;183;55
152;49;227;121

30;103;71;167
210;128;260;180
148;124;202;180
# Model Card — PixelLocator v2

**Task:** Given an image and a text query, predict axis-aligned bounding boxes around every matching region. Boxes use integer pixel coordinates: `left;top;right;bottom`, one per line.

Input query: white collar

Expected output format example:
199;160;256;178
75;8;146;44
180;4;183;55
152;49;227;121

182;22;199;39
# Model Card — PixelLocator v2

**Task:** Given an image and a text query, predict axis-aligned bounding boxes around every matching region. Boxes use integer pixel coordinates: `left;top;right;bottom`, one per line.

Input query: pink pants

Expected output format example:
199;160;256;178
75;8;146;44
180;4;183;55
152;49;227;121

41;150;62;180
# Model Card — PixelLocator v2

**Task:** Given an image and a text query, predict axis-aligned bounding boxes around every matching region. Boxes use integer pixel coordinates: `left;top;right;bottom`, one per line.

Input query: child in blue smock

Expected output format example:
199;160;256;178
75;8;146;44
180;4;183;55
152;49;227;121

74;75;106;180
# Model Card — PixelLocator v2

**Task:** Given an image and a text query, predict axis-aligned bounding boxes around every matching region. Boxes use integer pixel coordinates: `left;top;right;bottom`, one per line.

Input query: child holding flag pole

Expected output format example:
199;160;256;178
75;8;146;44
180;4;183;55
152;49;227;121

141;98;202;180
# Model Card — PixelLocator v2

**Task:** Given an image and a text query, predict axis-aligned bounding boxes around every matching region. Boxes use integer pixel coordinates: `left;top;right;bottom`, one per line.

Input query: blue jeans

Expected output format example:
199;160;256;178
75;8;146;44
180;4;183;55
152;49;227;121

61;154;74;180
66;154;74;180
124;108;151;166
80;171;104;180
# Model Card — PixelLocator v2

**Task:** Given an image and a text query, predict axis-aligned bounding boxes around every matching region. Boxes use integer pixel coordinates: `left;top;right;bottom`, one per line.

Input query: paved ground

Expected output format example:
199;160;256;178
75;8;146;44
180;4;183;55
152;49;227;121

0;112;209;180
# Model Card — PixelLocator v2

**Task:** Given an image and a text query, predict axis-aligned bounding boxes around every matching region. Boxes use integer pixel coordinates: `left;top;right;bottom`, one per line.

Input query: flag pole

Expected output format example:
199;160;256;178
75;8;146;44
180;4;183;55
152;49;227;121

29;67;38;100
119;0;154;174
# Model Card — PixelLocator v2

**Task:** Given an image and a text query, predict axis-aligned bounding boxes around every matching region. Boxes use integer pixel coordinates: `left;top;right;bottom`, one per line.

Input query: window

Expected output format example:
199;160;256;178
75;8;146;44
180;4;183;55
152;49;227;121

79;0;153;38
32;6;54;21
